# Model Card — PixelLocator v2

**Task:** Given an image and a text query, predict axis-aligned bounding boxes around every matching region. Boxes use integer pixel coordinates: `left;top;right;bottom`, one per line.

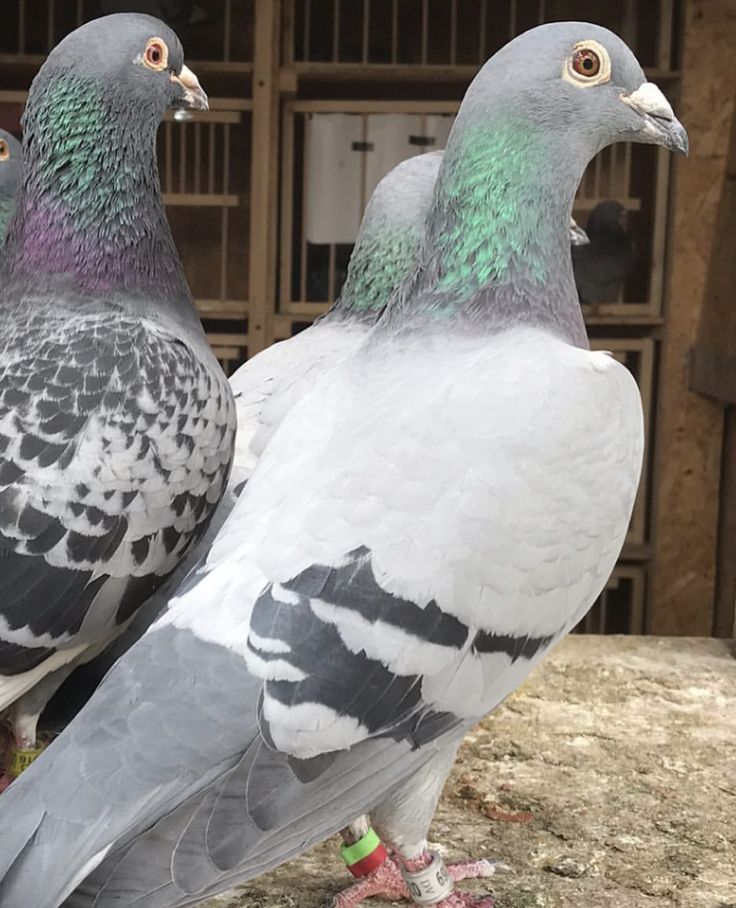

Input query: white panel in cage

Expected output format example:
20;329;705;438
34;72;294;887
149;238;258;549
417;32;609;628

575;564;646;635
364;114;423;201
425;115;454;149
304;114;363;244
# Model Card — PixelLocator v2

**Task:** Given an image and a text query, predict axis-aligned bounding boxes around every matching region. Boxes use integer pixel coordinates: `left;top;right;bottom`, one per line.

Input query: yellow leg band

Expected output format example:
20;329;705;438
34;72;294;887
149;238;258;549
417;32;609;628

8;745;45;778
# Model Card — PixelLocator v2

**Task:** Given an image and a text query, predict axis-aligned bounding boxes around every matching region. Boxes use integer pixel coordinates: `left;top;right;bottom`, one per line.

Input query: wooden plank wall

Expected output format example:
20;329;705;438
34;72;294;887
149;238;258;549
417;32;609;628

687;50;736;638
649;0;736;635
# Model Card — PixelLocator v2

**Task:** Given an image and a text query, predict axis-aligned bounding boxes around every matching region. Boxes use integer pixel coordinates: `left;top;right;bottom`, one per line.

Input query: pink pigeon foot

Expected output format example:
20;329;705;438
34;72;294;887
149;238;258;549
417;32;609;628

331;854;498;907
0;773;13;793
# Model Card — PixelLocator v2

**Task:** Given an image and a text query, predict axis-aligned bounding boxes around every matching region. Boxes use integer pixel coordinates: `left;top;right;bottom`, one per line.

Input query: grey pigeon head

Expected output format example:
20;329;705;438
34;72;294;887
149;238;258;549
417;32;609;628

329;151;443;320
0;129;21;243
29;13;207;125
458;21;688;159
389;22;687;343
3;13;209;307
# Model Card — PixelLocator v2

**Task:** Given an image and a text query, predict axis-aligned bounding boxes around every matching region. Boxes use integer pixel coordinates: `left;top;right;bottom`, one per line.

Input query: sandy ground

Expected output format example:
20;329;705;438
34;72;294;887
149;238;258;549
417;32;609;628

202;635;736;908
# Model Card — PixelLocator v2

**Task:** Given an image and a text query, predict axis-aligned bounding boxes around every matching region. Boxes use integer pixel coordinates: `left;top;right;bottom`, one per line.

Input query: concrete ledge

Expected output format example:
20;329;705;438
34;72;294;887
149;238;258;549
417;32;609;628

204;636;736;908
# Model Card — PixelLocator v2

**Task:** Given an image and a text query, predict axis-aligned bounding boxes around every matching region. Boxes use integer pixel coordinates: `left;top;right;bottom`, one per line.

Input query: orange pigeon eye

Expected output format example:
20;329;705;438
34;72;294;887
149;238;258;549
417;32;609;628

0;140;8;161
143;38;169;72
572;48;600;77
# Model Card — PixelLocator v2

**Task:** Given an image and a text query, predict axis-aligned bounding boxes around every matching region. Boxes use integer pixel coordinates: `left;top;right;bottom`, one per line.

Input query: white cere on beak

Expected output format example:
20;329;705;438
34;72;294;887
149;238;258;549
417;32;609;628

621;82;675;121
620;80;688;154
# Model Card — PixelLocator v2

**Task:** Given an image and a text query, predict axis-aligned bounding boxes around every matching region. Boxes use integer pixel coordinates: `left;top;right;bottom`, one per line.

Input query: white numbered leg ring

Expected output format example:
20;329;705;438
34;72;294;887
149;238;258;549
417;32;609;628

400;851;454;905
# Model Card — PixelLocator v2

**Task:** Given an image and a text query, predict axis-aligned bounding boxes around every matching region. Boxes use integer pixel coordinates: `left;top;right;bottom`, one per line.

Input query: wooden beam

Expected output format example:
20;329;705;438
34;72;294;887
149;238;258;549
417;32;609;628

282;61;679;83
649;0;736;635
163;193;242;207
248;0;281;357
714;408;736;636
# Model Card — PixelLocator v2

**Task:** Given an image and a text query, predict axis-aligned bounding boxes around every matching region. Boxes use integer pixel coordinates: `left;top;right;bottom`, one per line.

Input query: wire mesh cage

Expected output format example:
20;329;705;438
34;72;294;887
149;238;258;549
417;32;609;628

285;0;673;72
0;0;255;67
159;106;253;373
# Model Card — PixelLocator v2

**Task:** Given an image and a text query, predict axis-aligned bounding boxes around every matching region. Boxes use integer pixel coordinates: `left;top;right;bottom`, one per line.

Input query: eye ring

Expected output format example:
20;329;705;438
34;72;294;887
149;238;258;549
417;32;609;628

0;140;8;162
563;39;611;88
143;37;169;72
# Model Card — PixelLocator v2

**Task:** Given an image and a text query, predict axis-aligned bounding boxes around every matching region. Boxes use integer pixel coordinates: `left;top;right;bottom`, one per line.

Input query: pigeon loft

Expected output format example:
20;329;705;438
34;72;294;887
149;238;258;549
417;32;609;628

2;0;725;638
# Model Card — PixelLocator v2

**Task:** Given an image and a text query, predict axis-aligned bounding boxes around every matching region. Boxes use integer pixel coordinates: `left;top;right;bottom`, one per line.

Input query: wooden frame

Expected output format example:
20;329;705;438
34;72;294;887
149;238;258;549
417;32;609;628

282;0;676;76
247;0;281;356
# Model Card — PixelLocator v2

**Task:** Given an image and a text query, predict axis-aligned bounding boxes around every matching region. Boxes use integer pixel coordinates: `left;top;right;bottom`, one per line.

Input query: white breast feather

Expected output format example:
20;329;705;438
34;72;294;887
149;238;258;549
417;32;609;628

167;327;643;752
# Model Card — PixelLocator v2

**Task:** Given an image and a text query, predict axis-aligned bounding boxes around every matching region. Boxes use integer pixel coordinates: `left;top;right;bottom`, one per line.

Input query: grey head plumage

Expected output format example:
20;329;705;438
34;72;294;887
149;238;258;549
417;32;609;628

1;13;208;340
572;200;636;303
383;21;686;347
0;129;21;245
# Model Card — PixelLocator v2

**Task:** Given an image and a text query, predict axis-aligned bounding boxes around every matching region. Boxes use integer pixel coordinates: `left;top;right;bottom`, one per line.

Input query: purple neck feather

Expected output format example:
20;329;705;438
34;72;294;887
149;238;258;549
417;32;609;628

4;72;189;298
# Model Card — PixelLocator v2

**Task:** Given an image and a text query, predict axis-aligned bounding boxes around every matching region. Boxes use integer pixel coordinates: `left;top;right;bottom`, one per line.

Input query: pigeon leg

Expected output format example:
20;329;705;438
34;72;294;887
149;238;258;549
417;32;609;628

0;710;46;788
331;850;499;907
332;744;503;906
0;663;77;787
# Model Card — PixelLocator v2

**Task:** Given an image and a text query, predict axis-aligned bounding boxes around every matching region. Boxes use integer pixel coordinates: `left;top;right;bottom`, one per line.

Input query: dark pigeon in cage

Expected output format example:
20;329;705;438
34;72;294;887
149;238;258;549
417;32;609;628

572;200;636;305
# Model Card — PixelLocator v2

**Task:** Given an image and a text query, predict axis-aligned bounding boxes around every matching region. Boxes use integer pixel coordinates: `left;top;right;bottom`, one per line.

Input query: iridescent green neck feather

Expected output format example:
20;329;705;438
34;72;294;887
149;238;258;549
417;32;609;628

388;118;587;346
329;220;419;322
3;72;189;299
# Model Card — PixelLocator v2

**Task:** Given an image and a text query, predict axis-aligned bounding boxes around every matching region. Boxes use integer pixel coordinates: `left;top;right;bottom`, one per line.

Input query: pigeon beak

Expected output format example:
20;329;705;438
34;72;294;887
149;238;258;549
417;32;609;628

620;82;689;156
170;65;209;112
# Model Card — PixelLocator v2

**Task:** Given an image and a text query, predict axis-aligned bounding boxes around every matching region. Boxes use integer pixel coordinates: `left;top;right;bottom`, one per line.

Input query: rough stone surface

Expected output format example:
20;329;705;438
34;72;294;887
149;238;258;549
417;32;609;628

203;636;736;908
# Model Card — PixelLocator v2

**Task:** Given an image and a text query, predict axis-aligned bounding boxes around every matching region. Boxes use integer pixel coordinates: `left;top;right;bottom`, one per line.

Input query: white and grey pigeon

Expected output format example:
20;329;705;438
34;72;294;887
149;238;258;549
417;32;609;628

0;129;21;245
0;14;235;781
0;21;688;908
